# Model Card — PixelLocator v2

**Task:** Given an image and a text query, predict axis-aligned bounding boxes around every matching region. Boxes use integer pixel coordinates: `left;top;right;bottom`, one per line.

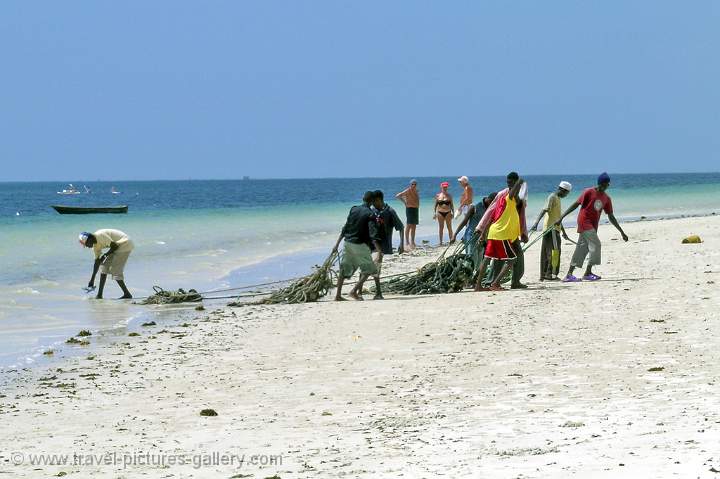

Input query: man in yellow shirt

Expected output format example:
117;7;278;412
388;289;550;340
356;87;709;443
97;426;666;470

531;181;572;280
474;177;525;291
79;229;134;299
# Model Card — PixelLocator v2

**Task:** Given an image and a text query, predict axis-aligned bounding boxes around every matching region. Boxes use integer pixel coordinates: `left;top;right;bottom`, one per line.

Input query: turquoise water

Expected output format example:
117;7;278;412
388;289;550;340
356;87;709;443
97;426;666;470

1;175;719;369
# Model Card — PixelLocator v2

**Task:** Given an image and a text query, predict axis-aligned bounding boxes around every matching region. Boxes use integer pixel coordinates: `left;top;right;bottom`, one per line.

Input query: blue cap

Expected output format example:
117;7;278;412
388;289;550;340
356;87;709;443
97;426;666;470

597;172;611;185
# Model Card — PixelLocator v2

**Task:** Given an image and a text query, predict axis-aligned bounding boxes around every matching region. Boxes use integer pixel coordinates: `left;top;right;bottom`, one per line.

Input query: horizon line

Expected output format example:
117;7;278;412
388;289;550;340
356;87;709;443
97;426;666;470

1;170;719;184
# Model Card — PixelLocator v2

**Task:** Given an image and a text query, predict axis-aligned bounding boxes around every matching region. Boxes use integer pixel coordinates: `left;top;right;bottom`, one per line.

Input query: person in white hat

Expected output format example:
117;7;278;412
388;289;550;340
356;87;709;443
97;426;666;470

456;176;474;219
530;181;572;280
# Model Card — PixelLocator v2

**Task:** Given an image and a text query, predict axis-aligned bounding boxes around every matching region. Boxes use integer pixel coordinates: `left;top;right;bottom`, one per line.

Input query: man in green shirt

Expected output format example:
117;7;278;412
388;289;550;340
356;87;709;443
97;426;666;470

530;181;572;280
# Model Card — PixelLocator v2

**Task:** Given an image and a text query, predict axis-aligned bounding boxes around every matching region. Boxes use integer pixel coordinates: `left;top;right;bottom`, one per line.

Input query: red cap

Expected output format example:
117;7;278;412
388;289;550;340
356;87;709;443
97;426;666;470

440;181;449;188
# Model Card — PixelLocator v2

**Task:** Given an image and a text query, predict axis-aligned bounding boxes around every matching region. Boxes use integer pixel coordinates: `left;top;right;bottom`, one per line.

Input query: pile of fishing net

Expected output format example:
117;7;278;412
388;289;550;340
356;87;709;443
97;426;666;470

230;251;339;306
140;286;203;305
381;251;476;295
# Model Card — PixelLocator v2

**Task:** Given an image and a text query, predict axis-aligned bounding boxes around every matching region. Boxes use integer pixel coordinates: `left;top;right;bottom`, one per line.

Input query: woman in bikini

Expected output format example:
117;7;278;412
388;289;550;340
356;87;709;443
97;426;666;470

433;181;455;245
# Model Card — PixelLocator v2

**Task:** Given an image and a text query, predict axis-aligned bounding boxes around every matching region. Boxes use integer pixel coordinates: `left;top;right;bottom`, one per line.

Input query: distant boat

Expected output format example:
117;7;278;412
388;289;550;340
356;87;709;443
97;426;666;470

52;205;129;215
83;185;91;194
57;184;81;195
111;186;121;195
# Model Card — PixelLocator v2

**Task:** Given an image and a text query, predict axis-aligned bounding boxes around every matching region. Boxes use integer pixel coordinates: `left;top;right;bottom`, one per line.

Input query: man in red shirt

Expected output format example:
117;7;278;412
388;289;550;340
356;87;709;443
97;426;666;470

555;172;628;282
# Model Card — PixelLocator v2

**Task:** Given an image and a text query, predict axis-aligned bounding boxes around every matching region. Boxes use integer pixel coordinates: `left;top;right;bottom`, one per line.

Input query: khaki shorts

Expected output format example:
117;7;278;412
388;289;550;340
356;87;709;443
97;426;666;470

100;251;131;281
339;242;378;279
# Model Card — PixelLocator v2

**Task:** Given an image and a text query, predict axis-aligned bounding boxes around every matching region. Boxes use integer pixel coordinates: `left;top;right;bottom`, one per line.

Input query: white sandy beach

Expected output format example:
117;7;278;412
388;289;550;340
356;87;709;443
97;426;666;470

1;215;719;478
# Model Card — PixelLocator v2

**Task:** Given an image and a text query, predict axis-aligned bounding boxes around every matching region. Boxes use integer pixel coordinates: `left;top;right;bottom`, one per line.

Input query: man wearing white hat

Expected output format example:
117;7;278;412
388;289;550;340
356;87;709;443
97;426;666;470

78;229;134;299
456;176;474;219
531;181;572;280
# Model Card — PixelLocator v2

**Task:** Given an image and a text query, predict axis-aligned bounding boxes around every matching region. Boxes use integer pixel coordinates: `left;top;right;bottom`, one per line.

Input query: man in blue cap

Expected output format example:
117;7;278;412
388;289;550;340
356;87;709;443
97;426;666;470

555;172;628;282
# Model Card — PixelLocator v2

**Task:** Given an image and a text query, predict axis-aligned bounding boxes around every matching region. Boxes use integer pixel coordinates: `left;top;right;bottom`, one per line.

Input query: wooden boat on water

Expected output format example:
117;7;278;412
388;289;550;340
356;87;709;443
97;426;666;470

52;205;129;215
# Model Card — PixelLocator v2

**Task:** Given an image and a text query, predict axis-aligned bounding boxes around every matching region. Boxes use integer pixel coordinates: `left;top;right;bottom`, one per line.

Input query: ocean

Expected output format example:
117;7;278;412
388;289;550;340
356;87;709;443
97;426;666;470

1;173;719;371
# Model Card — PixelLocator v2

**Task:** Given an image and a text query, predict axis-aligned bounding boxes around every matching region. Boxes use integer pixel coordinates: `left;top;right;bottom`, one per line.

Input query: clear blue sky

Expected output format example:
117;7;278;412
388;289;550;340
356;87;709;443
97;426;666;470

1;1;718;181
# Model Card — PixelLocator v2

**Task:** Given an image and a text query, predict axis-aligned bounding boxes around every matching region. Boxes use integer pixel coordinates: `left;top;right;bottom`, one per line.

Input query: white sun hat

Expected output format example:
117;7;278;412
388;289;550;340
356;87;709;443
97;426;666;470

558;181;572;192
457;175;469;183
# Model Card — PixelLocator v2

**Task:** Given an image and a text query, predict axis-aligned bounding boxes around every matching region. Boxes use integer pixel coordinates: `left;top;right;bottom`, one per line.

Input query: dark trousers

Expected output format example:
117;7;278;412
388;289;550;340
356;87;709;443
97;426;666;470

510;239;524;286
540;230;561;278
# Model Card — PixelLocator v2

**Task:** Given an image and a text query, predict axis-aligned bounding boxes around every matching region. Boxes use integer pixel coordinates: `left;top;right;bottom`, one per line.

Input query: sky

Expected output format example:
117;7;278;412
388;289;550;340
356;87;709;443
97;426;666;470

1;1;718;181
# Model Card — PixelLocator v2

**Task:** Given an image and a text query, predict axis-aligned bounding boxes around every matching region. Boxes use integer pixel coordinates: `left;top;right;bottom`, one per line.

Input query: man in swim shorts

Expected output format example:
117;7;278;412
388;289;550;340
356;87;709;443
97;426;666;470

457;175;474;218
395;180;420;249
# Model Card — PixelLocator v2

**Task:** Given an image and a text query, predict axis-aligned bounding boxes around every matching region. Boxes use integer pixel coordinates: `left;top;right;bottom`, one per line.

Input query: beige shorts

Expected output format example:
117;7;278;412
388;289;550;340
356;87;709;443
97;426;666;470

339;242;378;279
100;251;131;281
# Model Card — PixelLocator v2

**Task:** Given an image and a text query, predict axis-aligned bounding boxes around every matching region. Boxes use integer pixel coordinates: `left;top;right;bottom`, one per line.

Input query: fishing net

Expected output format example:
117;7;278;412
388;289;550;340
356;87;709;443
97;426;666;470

140;286;203;305
231;251;339;305
378;242;476;295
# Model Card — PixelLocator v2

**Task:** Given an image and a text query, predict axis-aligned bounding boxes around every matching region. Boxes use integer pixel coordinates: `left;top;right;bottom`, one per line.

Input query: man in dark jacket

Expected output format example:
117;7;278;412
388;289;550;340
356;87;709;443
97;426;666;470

332;191;383;301
369;190;404;299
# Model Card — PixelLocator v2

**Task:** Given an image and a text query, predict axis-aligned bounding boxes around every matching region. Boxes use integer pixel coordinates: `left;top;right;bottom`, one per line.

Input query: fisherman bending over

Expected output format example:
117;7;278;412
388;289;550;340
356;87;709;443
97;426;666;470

79;229;134;299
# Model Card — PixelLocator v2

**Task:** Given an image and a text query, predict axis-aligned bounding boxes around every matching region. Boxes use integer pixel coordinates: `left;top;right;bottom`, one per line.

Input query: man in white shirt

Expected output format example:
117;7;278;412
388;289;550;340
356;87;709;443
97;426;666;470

79;229;134;299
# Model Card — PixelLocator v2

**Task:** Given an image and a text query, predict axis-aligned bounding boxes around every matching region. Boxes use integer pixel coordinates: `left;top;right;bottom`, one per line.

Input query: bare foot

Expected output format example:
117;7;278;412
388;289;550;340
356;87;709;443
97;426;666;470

349;291;364;301
474;286;490;292
489;284;504;291
94;295;103;300
119;294;133;299
373;294;384;300
335;296;347;302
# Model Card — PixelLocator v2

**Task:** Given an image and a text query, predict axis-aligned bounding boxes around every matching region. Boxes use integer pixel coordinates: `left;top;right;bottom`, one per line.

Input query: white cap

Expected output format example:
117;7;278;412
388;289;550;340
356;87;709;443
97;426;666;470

78;232;90;246
558;181;572;192
457;175;469;183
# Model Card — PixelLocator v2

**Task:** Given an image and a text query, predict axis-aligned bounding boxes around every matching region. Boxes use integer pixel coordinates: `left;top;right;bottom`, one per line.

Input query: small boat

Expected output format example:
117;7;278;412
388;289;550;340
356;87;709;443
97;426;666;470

52;205;129;215
111;186;121;195
57;184;81;195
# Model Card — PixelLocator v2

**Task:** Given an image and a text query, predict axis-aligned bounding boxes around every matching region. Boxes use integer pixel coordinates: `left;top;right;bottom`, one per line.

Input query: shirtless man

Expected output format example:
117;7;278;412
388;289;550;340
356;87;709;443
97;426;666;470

395;179;420;249
457;176;474;218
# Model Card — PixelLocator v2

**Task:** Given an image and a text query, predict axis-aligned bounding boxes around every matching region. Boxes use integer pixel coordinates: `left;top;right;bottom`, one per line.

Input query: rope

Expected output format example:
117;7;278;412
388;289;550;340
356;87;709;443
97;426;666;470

249;251;340;305
136;245;453;305
522;227;555;252
199;277;303;295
